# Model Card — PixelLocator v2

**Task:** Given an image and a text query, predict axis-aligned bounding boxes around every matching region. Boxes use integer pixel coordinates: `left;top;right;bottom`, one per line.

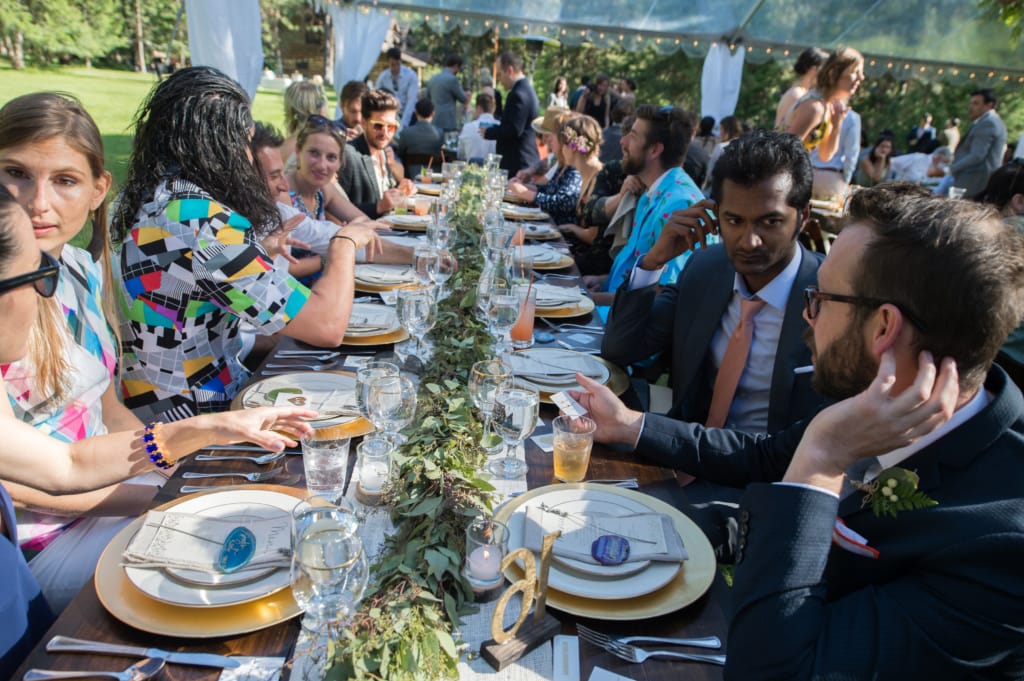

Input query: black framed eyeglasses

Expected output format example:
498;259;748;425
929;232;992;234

0;250;60;298
803;285;928;331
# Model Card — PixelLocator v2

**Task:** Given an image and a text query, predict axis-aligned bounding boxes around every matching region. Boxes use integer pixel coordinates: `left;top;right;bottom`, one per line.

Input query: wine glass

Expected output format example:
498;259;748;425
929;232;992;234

367;374;417;445
396;286;436;359
434;249;457;300
476;263;507;318
355;361;400;429
412;244;440;293
469;359;512;456
427;219;452;250
488;383;539;479
487;286;520;358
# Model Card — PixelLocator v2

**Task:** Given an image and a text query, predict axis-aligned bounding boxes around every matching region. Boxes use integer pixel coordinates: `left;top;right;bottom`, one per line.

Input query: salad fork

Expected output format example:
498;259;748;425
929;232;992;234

195;451;286;465
600;639;726;666
576;623;721;649
264;362;337;371
181;467;283;482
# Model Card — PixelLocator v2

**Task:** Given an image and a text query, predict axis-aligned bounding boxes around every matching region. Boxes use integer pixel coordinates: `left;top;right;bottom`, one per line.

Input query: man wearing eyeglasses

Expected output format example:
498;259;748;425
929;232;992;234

602;131;823;442
337;89;413;218
374;47;419;129
572;184;1024;678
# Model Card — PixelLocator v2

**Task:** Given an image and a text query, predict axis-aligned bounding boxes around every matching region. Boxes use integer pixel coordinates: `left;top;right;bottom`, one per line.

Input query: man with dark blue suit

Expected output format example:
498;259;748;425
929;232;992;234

603;131;823;435
482;51;539;175
574;185;1024;678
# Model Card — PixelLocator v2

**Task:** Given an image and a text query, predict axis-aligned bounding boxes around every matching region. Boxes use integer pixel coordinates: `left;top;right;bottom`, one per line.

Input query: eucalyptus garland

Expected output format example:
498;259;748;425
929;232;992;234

329;166;502;681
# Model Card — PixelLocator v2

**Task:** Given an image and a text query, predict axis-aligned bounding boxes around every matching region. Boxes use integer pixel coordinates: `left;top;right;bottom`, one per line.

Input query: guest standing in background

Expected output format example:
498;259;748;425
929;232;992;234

374;47;419;129
784;47;865;163
482;51;540;175
549;76;569;108
576;73;618;129
774;47;829;129
426;54;469;132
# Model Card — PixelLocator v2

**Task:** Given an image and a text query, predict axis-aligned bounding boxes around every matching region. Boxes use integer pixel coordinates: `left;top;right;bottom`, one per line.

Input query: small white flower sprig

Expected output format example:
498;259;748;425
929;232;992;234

850;467;938;518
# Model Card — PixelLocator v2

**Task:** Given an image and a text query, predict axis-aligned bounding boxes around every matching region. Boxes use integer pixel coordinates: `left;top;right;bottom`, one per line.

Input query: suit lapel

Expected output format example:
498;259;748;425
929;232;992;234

767;246;816;431
674;256;734;415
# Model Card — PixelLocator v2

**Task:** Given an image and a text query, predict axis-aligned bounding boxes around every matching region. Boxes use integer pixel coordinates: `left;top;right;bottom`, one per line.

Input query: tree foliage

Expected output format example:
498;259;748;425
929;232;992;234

979;0;1024;40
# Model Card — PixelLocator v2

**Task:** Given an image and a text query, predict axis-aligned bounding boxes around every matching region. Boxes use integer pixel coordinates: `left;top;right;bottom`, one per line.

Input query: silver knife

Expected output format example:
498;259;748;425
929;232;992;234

46;636;240;668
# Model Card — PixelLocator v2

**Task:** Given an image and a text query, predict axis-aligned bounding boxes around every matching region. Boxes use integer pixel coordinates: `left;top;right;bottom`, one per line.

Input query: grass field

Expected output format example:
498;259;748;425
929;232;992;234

0;63;329;247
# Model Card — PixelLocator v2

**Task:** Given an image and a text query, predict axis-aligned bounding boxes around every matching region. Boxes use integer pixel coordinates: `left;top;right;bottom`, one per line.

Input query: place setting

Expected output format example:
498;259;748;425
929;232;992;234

342;301;410;346
505;347;627;402
520;221;561;240
354;263;418;291
501;203;551;221
531;283;596;318
520;243;574;270
384;212;432;231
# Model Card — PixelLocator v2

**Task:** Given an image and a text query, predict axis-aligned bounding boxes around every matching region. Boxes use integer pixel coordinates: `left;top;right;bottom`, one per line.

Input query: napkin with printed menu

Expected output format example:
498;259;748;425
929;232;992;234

122;510;291;573
506;351;604;381
522;504;687;565
346;304;397;334
533;284;582;307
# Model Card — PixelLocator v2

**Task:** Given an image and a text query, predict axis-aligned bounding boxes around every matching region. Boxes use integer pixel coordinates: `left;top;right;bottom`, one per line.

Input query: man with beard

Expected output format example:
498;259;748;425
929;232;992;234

481;51;540;175
336;89;412;218
571;185;1024;678
582;105;704;306
336;80;368;142
603;131;824;436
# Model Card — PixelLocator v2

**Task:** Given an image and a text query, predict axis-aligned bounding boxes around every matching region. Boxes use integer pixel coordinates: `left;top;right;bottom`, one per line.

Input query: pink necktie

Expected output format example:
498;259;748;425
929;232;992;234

705;298;766;429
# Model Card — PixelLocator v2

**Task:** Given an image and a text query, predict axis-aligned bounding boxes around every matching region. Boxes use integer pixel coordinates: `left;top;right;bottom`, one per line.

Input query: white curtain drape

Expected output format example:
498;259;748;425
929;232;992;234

185;0;264;100
328;5;391;94
700;43;745;127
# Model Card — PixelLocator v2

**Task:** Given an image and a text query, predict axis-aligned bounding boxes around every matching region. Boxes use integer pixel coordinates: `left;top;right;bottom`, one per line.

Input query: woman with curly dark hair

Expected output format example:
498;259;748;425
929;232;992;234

113;66;380;423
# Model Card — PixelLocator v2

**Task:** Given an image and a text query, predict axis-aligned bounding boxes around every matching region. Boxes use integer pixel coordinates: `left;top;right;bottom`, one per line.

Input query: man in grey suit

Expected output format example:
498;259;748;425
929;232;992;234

950;88;1007;197
426;54;468;132
574;186;1024;678
602;131;823;435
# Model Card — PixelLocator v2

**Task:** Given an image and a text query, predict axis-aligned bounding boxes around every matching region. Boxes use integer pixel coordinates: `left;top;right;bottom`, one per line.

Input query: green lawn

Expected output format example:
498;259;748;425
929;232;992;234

0;64;317;247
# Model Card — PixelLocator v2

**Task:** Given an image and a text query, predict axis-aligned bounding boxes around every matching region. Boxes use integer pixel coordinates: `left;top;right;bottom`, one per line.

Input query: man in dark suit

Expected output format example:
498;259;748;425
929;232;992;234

574;185;1024;678
395;98;443;177
337;89;410;218
482;51;539;175
950;88;1007;197
603;131;823;435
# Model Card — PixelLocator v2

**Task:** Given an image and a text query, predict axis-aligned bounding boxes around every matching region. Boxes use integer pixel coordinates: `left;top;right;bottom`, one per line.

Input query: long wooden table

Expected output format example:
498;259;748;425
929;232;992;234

14;285;729;681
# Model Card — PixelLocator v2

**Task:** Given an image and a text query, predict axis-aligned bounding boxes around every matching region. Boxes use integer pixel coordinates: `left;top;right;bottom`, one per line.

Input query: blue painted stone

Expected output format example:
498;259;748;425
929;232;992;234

591;535;630;566
218;526;257;573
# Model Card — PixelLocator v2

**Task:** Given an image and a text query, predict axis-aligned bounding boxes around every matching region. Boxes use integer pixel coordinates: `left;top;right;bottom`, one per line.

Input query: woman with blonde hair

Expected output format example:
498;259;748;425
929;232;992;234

774;47;828;129
507;110;582;225
282;80;328;165
0;186;314;673
784;47;865;163
552;115;604;253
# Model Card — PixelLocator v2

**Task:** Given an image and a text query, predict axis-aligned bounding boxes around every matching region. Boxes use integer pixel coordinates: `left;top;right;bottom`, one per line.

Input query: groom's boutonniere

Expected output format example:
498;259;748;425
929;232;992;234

849;467;938;518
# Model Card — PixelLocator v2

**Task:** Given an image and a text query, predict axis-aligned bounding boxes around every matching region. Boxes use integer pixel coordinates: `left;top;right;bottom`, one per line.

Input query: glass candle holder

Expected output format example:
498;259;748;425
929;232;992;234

463;516;508;600
355;437;393;506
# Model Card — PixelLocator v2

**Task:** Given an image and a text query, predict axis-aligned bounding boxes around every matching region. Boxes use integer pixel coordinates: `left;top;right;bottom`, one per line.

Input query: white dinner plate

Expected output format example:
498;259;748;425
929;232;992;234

124;490;296;607
510;348;610;393
354;264;417;286
506;488;680;599
345;302;400;337
239;372;360;427
385;213;432;229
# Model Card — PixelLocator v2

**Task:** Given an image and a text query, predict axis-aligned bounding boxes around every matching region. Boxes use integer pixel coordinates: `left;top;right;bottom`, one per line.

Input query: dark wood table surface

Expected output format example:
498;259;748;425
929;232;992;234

14;281;728;681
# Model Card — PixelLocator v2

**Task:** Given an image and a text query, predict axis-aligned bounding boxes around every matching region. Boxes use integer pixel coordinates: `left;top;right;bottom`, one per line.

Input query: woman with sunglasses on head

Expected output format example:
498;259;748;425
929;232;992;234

113;66;380;425
0;187;315;675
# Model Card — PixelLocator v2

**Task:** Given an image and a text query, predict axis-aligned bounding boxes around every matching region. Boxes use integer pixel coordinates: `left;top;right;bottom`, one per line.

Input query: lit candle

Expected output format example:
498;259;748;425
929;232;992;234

359;461;388;492
467;545;502;582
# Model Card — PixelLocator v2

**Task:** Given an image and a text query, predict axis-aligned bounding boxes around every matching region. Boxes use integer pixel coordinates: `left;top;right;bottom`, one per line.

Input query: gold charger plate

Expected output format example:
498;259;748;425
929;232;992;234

503;208;551;221
520;353;627;404
381;215;430;232
95;485;306;637
535;295;595;319
532;253;575;270
493;483;716;619
343;327;409;346
232;370;374;438
415;183;442;196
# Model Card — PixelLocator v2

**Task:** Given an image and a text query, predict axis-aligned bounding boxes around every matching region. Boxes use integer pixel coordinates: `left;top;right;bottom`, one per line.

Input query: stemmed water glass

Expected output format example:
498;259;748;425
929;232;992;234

469;359;512;456
290;497;368;680
488;382;540;479
434;249;457;300
396;286;436;359
412;244;440;294
367;374;417;446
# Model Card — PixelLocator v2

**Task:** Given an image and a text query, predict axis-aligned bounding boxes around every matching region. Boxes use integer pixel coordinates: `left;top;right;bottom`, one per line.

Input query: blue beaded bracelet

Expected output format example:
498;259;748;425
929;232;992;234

143;421;176;470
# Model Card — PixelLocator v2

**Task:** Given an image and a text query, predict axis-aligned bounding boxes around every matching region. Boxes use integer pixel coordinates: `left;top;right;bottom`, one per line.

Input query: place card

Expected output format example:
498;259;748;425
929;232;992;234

530;432;554;453
217;656;285;681
552;636;580;681
587;666;634;681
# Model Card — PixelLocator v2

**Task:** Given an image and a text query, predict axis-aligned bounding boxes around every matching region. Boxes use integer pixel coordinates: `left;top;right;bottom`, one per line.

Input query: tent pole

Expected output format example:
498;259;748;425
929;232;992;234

728;0;768;44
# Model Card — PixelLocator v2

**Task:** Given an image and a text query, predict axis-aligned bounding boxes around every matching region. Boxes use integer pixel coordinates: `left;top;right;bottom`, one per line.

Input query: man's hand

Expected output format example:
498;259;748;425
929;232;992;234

784;350;959;492
377;188;405;215
344;125;362;141
261;214;305;264
567;374;644;446
334;224;382;261
621;175;645;196
640;199;718;270
397;178;417;196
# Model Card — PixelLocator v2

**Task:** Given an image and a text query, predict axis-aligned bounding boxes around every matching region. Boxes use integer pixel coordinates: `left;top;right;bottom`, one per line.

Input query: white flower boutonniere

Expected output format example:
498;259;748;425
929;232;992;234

849;467;938;518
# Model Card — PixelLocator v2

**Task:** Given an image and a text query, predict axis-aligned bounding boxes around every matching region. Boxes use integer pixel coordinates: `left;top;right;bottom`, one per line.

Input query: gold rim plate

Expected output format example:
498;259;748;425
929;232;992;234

343;327;410;346
524;353;627;404
95;485;306;637
535;296;596;318
493;483;716;619
415;183;442;196
532;254;575;270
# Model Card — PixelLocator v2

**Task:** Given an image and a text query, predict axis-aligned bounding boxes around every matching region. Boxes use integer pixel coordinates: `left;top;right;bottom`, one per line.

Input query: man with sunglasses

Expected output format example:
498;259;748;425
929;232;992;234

0;250;59;298
602;131;823;442
572;184;1024;678
337;89;412;218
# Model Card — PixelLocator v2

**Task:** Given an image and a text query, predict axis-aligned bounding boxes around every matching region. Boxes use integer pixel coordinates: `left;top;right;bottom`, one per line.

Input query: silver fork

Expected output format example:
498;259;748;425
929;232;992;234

576;623;721;649
181;466;283;482
602;639;726;666
275;350;341;361
194;451;287;464
264;362;337;371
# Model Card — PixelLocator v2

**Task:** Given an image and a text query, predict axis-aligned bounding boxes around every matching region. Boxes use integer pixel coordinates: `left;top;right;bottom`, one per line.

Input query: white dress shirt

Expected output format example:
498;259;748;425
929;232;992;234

374;65;419;128
459;113;498;160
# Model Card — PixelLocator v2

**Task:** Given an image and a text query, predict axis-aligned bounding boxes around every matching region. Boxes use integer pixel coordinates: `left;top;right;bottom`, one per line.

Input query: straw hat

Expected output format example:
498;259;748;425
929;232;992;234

532;106;569;135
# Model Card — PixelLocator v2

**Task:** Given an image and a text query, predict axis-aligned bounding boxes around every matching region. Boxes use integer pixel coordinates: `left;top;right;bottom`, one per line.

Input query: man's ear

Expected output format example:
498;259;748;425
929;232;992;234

869;304;908;356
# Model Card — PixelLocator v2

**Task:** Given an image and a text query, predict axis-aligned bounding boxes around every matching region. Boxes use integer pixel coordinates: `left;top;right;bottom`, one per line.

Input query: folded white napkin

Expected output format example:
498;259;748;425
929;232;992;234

533;283;582;307
347;304;397;333
507;352;603;381
122;510;291;573
523;505;687;565
525;223;558;236
521;245;563;264
387;214;431;226
355;264;416;284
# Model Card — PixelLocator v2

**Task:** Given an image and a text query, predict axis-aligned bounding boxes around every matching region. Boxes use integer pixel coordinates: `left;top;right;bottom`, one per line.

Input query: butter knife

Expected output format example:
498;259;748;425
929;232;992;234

47;636;240;668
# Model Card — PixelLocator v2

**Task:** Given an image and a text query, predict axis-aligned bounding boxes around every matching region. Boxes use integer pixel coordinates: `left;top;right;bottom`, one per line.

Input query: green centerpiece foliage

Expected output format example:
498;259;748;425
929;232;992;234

329;165;502;681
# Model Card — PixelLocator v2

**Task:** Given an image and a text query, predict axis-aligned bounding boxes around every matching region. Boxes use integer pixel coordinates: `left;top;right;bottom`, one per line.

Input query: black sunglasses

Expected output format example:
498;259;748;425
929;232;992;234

0;250;60;298
803;286;928;331
306;114;347;133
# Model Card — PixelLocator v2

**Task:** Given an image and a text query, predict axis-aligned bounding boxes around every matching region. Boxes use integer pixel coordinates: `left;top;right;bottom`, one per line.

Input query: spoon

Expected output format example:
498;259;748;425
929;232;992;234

195;451;287;464
25;657;166;681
